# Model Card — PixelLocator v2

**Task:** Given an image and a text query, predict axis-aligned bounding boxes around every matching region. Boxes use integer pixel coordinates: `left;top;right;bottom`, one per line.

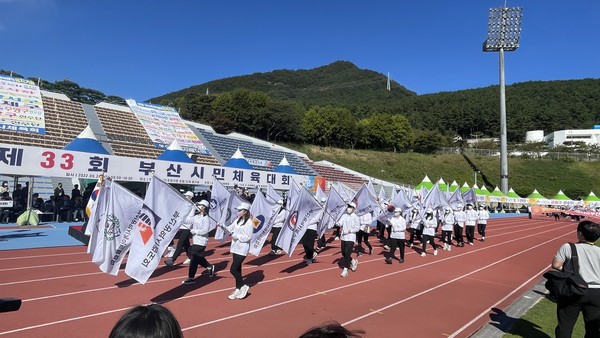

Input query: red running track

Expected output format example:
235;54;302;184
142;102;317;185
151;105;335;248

0;216;577;337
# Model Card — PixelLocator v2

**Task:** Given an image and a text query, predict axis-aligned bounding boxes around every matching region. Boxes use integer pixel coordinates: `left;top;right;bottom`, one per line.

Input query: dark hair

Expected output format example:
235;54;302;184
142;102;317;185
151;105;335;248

237;208;250;225
299;322;364;338
109;304;182;338
577;220;600;242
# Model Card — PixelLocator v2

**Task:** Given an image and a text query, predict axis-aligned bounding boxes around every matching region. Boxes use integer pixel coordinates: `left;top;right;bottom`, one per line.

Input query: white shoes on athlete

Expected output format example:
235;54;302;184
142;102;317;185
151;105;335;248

228;285;250;300
183;258;191;265
350;259;358;272
341;268;349;277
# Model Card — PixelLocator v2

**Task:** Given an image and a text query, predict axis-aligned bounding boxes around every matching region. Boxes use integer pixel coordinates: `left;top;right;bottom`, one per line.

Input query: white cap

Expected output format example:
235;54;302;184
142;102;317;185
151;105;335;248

184;191;194;197
320;197;327;203
445;206;452;211
277;199;284;205
426;208;433;213
235;202;251;210
348;202;356;208
197;200;209;207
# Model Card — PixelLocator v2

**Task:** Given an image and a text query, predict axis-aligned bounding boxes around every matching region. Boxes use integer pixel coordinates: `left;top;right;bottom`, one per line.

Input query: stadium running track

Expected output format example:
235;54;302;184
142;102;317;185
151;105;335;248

0;216;577;337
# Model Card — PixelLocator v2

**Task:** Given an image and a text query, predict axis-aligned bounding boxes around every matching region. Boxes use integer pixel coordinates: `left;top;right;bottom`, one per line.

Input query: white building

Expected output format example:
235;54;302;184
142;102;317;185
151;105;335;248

542;128;600;148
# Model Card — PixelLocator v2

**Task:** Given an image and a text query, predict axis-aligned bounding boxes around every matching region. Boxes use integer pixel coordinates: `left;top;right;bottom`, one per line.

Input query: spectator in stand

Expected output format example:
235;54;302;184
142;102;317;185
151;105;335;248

72;196;85;222
71;184;81;200
12;184;23;212
0;181;9;194
31;193;44;210
54;183;64;200
109;304;183;338
1;191;12;224
56;195;72;222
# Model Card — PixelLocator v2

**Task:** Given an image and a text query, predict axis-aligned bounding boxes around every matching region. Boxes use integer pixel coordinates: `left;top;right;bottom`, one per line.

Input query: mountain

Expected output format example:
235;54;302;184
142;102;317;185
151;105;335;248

150;61;416;109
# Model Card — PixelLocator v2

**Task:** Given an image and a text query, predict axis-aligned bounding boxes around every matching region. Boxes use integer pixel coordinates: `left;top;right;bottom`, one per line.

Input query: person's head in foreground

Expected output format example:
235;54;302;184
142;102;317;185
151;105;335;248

577;220;600;243
109;303;182;338
299;321;365;338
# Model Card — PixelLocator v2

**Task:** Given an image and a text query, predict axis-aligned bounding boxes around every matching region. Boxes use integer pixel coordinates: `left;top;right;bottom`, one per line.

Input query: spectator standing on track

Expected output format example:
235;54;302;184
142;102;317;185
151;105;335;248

420;208;439;257
338;202;360;277
356;211;373;256
109;304;183;338
477;203;490;242
453;204;466;247
465;204;478;245
221;202;254;300
552;220;600;338
181;200;216;285
164;191;195;266
385;209;407;264
269;199;286;255
441;206;454;251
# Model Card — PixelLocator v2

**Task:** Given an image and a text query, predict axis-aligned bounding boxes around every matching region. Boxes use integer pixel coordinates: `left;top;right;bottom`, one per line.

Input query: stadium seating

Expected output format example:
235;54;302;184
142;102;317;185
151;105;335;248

301;158;366;191
195;129;317;176
0;93;88;149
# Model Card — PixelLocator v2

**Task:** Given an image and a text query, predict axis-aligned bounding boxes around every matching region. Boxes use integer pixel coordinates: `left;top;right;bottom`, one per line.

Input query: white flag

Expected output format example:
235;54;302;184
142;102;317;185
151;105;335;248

367;180;376;196
423;182;449;213
318;187;346;237
124;176;194;284
462;188;478;206
287;178;302;209
266;184;282;204
209;179;231;233
276;187;322;257
215;191;248;240
315;183;326;202
352;184;378;216
378;186;388;205
249;192;278;256
84;179;104;236
447;189;464;209
91;180;144;275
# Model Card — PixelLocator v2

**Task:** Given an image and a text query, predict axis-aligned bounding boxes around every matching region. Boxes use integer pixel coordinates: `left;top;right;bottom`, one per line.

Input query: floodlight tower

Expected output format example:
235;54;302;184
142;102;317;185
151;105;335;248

483;6;522;194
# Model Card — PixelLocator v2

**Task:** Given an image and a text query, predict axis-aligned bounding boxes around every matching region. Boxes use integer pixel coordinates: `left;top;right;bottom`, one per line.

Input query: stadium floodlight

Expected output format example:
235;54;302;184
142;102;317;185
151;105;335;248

483;7;522;194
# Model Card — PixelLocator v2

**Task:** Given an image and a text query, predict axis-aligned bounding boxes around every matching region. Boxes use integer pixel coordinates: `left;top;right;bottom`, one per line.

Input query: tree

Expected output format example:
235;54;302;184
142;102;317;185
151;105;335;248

210;89;270;137
412;130;443;154
359;113;413;151
301;106;358;148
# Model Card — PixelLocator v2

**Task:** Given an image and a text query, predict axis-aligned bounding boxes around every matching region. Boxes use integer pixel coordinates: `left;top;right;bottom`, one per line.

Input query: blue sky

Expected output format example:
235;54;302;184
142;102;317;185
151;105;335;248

1;0;599;101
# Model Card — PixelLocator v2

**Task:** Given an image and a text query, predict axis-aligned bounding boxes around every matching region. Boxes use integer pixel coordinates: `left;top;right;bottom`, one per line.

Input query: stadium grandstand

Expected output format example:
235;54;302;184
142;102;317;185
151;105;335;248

0;88;381;194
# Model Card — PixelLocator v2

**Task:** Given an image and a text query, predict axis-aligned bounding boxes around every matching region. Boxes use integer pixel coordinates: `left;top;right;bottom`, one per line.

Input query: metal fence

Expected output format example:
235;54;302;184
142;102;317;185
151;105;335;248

438;147;600;161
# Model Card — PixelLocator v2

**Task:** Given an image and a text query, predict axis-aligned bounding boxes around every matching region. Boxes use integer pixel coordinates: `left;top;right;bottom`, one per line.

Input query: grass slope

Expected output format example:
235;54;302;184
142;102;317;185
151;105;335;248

291;145;600;199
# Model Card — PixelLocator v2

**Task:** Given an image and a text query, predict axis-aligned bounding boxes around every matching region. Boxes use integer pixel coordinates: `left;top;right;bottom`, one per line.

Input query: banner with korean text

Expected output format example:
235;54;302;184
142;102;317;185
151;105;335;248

0;142;309;190
126;99;210;155
0;75;46;134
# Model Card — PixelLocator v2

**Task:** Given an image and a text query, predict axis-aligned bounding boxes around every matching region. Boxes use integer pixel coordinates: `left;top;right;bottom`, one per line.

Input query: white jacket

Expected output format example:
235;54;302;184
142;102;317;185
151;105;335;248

359;213;373;233
179;208;196;230
226;217;254;256
190;214;211;246
454;210;466;227
272;208;286;229
478;209;490;224
388;216;407;239
422;216;437;236
442;212;455;231
465;209;478;226
338;212;360;242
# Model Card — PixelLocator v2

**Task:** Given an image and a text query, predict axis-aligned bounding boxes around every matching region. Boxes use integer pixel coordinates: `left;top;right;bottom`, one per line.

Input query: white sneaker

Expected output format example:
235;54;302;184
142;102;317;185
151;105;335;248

164;247;175;258
448;245;451;252
341;268;349;277
228;289;241;300
351;259;358;272
421;252;426;257
237;285;250;299
275;249;283;255
469;242;474;246
434;250;438;256
312;251;318;261
383;245;390;250
334;236;340;241
183;258;191;265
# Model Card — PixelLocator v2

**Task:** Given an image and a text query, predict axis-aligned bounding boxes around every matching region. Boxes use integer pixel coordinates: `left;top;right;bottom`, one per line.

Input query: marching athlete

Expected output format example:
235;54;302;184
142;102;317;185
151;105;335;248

385;210;407;264
181;200;216;284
